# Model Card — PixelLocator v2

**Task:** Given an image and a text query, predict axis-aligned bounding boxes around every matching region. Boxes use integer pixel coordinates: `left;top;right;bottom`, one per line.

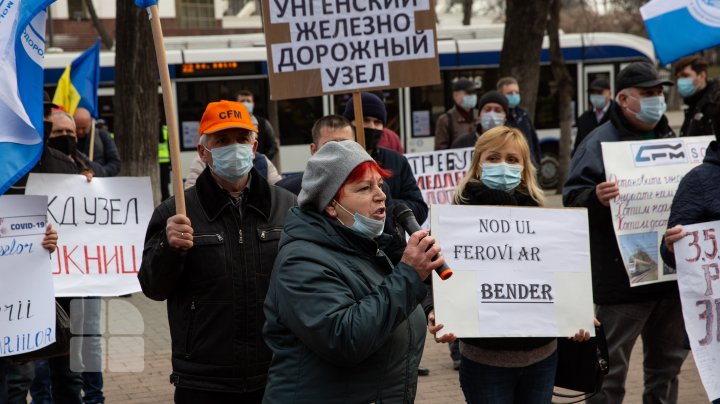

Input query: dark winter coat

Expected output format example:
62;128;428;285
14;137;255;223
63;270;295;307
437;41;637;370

262;207;428;403
563;103;677;304
679;79;720;137
661;141;720;268
138;167;296;393
507;107;542;167
77;129;122;177
574;101;614;153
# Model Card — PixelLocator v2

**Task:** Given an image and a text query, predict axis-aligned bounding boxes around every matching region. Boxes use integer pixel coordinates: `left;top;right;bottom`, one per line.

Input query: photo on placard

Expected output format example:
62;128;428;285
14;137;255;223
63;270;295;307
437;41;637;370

619;231;659;284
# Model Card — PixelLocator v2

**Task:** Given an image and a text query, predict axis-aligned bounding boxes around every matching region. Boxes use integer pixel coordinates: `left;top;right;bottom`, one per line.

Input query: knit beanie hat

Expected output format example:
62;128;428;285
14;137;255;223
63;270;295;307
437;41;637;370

298;140;374;212
478;90;510;115
342;93;387;125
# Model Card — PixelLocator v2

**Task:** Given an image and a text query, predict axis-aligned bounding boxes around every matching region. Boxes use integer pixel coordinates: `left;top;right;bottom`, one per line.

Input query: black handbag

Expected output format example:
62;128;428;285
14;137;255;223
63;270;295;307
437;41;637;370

552;324;610;403
10;300;72;363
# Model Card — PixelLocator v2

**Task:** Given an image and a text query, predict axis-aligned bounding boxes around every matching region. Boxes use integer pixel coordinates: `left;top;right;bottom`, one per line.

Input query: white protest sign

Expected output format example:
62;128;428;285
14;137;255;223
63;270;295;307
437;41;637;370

431;205;594;337
674;220;720;402
602;136;712;286
0;195;56;357
405;147;473;226
261;0;440;99
26;174;154;297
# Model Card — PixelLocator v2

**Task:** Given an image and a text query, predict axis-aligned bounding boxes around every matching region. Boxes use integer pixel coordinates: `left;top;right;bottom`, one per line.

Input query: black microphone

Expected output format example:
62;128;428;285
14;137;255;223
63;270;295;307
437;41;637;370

392;204;453;280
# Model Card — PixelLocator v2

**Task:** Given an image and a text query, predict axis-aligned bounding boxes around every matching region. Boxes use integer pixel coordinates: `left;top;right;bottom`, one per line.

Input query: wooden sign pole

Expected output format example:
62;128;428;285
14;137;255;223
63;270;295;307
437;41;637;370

148;5;185;215
88;118;96;161
353;91;365;149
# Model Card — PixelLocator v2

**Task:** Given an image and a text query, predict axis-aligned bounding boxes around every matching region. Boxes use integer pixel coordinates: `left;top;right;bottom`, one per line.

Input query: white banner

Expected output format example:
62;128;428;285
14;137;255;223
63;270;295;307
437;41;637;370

431;205;595;337
406;147;474;226
674;220;720;402
602;136;712;286
26;174;154;297
0;195;56;357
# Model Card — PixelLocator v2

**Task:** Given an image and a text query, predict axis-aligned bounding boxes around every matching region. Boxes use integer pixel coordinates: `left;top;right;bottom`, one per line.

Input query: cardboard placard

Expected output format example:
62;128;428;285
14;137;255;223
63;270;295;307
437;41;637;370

261;0;441;100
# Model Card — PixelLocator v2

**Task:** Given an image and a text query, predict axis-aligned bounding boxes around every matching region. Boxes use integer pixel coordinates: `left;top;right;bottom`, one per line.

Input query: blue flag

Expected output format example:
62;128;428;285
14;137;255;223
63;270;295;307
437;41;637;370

641;0;720;65
0;0;55;196
53;39;100;117
134;0;158;8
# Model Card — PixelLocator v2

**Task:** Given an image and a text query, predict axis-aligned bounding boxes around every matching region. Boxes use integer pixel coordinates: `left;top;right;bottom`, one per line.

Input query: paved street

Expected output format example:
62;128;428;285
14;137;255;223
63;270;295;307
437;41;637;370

101;192;710;403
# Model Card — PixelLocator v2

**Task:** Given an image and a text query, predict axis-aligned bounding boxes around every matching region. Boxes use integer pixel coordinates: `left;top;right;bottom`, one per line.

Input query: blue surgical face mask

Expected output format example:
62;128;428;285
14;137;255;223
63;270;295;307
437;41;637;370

480;111;506;131
506;92;521;108
461;94;477;110
335;201;385;239
590;94;607;110
242;102;254;115
630;95;667;125
677;77;696;98
481;162;523;192
207;143;254;184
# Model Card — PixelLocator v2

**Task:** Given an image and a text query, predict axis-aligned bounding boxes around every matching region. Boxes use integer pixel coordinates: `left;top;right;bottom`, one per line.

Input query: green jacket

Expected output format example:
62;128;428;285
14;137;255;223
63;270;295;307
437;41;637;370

263;207;428;403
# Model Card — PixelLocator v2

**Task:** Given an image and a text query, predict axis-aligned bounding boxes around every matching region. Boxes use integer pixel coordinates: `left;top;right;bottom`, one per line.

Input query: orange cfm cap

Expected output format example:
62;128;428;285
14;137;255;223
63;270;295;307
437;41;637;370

198;100;258;136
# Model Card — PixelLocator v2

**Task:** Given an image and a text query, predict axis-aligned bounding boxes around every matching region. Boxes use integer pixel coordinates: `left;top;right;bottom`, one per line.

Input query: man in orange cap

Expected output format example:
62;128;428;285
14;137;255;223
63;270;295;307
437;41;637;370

138;100;296;403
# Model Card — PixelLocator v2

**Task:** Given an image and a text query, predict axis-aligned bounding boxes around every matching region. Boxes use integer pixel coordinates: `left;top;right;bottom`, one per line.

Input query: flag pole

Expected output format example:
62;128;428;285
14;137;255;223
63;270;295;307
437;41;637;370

147;5;185;215
88;118;96;161
353;91;365;149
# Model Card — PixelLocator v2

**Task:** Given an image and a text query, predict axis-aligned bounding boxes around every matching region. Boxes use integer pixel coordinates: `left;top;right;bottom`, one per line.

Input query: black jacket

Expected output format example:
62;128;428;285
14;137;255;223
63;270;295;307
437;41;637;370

77;129;122;177
661;141;720;268
680;79;720;137
138;167;296;393
574;102;614;153
256;116;279;161
450;131;478;149
507;107;542;167
563;103;677;304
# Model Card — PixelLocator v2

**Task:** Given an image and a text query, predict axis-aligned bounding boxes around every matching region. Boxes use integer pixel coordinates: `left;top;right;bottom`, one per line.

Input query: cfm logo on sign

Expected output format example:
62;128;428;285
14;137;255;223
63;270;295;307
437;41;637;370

631;141;687;167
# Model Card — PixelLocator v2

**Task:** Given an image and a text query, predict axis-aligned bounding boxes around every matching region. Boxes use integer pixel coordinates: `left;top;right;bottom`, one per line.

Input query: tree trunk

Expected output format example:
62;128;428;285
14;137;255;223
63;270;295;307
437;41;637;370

499;0;553;119
462;0;472;25
114;1;161;204
548;0;574;194
84;0;114;49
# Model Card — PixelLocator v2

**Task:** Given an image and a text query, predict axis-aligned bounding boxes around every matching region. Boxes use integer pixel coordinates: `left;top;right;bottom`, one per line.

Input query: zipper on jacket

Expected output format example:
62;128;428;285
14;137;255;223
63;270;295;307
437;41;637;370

193;234;223;243
238;229;243;244
185;300;196;359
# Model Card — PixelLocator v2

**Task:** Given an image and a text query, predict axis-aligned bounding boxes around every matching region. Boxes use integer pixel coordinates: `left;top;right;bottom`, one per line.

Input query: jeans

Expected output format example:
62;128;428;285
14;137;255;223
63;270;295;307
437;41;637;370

587;298;689;404
7;361;34;404
449;340;460;362
79;298;104;404
29;360;52;404
0;359;8;403
26;356;83;404
459;350;558;404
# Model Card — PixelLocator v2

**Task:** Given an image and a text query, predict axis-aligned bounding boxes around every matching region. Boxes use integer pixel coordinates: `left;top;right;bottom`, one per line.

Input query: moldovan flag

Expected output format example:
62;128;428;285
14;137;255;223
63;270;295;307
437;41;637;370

0;0;55;196
52;38;100;117
641;0;720;65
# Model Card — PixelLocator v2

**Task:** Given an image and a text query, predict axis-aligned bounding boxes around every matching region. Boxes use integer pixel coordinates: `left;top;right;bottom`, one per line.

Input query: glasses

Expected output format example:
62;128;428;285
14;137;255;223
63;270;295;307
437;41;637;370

51;129;75;136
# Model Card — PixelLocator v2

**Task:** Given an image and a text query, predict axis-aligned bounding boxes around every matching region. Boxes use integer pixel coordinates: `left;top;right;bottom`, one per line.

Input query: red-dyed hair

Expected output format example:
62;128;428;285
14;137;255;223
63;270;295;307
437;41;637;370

334;161;392;200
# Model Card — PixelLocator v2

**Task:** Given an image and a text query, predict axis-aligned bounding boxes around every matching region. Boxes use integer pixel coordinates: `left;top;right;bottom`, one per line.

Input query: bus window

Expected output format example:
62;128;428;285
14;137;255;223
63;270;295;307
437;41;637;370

534;64;578;130
409;83;444;138
176;79;270;151
277;97;323;145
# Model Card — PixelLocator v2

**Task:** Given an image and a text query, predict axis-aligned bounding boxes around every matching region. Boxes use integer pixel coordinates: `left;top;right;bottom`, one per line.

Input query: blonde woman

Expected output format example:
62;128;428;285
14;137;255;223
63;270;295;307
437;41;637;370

435;126;589;404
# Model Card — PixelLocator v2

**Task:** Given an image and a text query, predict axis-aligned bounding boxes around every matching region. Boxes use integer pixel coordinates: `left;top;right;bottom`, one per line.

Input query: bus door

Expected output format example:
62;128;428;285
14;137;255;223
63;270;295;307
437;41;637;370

582;64;615;112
